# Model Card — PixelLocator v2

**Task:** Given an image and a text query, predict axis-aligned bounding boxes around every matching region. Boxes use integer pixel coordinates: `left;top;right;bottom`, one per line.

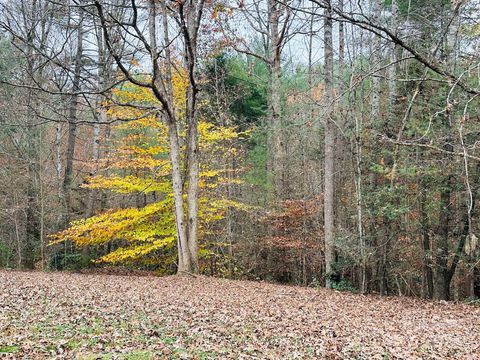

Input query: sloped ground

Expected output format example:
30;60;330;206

0;271;479;359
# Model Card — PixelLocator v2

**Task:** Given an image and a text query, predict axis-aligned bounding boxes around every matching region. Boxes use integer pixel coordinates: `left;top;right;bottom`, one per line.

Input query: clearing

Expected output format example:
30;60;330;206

0;271;479;359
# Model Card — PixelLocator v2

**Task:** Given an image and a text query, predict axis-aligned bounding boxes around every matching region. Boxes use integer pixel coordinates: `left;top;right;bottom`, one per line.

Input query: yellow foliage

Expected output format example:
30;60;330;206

51;67;248;267
84;175;171;194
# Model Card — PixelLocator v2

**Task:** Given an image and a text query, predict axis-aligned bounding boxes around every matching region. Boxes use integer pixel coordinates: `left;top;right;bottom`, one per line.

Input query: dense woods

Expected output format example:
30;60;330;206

0;0;479;302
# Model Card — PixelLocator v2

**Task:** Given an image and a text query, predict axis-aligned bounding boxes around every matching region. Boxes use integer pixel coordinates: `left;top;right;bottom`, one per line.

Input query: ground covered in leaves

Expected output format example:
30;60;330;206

0;271;479;359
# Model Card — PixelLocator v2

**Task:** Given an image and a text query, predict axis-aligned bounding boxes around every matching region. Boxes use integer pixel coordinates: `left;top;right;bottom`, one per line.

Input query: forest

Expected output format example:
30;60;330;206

1;0;480;358
0;0;479;305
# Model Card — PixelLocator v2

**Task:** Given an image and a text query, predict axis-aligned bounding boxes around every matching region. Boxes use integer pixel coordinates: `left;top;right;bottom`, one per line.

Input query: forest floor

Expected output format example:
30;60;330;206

0;271;479;360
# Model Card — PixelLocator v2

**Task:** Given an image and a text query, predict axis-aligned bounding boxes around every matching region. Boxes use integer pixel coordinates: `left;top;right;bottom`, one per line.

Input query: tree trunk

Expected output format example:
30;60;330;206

323;2;335;288
371;0;382;120
183;0;202;273
153;0;192;273
55;122;63;198
352;80;366;293
268;0;284;199
434;143;454;300
63;11;84;225
420;182;434;299
87;14;108;218
387;0;398;135
186;84;200;273
169;119;191;272
156;0;202;273
24;0;41;268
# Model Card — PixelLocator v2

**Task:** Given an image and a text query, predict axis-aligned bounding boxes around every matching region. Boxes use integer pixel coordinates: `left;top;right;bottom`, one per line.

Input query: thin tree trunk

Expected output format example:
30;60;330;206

335;0;346;231
268;0;284;199
38;125;45;269
24;0;41;268
352;77;366;293
387;0;398;135
87;15;108;218
323;1;335;288
63;11;84;225
420;181;434;299
13;193;22;268
371;0;382;120
434;142;454;300
186;91;200;273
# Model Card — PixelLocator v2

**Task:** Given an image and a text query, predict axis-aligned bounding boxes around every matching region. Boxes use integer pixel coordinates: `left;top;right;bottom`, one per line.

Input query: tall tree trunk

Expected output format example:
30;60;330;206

24;0;41;268
369;0;384;293
377;0;399;295
87;15;108;218
323;1;335;288
268;0;284;199
183;0;202;273
154;0;191;272
186;82;200;273
432;10;462;300
352;77;366;293
335;0;347;231
63;11;84;225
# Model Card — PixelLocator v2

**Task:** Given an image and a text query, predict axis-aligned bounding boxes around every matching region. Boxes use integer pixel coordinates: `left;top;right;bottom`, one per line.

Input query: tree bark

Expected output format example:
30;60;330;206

433;143;454;300
268;0;284;199
370;0;382;120
184;0;201;273
420;182;434;299
386;0;398;136
24;0;42;268
153;0;192;272
185;85;200;273
63;10;84;225
87;13;108;218
323;1;335;288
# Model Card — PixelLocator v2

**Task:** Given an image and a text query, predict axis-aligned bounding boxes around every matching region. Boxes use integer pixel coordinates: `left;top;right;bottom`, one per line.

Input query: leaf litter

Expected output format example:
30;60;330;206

0;270;479;359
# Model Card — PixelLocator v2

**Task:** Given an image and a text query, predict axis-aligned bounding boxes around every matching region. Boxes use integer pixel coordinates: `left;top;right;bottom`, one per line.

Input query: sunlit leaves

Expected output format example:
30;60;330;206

52;68;248;266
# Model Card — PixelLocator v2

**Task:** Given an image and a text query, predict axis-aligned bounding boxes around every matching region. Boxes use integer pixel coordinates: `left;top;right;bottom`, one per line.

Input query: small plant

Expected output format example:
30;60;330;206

48;252;92;271
0;345;19;354
465;297;480;306
310;277;322;288
332;279;358;293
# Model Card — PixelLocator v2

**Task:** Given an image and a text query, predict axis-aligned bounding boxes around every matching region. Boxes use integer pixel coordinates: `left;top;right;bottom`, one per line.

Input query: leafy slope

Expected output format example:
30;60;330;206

0;271;479;359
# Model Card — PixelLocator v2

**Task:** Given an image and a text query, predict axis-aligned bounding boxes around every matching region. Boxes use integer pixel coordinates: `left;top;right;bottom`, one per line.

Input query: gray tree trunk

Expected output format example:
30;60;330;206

371;0;382;120
86;14;108;218
153;0;192;272
268;0;284;199
323;2;335;288
63;10;84;225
